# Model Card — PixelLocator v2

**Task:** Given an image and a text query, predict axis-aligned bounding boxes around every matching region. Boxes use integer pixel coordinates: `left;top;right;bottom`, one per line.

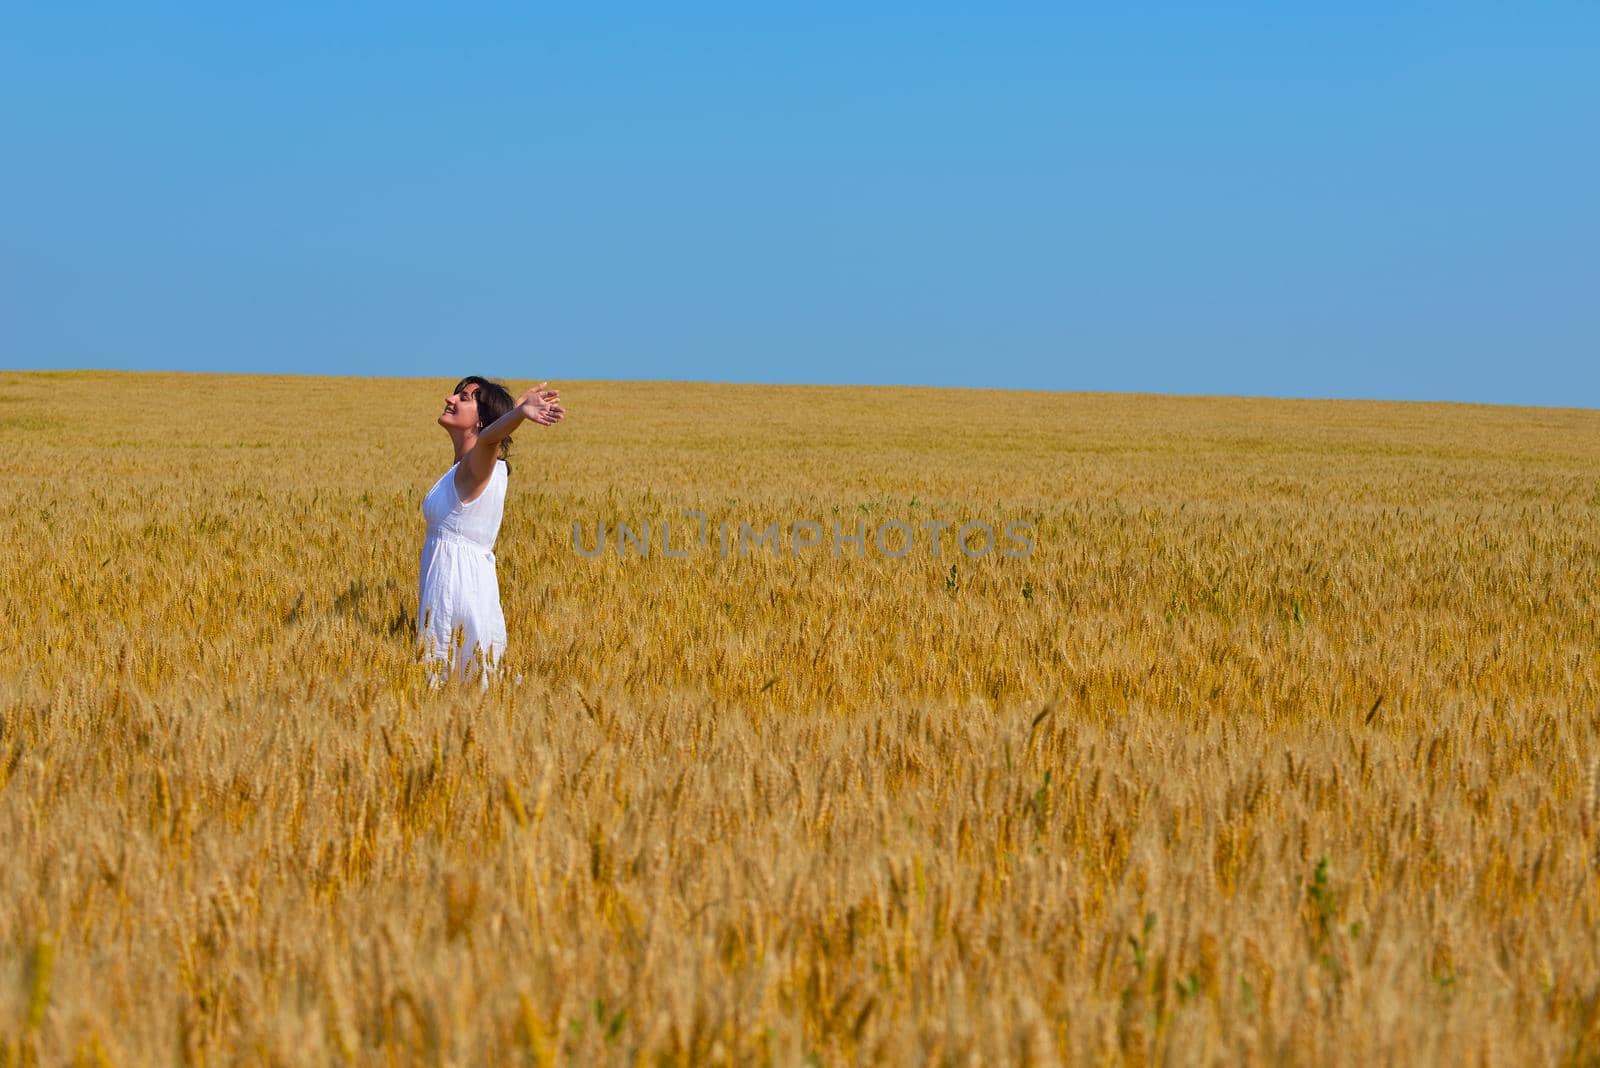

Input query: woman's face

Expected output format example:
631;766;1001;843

439;383;481;432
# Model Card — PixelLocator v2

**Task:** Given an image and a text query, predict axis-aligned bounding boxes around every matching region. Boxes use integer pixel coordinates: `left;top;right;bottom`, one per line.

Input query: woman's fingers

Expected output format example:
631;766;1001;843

523;384;566;425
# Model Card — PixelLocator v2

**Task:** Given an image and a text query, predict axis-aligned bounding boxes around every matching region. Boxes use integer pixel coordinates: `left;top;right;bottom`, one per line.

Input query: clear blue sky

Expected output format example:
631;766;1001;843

2;4;1596;406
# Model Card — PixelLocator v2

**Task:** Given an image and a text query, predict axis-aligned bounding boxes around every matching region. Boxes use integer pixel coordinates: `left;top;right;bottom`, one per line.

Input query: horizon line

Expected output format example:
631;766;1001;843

2;365;1595;415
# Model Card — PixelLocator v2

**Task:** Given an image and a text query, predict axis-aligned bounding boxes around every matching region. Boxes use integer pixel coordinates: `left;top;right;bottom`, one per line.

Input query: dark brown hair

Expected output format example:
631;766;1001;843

454;375;515;473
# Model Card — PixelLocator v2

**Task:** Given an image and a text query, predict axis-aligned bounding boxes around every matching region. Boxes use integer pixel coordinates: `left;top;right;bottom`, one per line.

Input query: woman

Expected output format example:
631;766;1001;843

419;375;565;683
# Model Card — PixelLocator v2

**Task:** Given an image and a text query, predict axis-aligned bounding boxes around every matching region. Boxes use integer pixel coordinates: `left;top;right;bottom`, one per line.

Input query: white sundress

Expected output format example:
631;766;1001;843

418;459;509;681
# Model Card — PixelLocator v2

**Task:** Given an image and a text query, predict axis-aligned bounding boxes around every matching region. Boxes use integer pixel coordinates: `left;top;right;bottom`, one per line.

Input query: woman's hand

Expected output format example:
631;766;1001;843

518;382;566;426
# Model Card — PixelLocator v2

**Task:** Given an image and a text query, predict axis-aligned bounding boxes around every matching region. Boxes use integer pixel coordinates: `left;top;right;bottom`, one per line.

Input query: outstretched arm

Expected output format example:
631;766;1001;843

478;382;564;446
456;383;566;499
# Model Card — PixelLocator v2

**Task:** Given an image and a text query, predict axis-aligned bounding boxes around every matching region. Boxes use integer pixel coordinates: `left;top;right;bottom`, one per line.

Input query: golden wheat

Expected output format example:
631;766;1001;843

1;370;1598;1064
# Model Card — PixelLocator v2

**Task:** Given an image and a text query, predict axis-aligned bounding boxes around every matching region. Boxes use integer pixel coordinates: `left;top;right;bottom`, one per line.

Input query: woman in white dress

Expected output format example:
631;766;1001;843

419;376;565;682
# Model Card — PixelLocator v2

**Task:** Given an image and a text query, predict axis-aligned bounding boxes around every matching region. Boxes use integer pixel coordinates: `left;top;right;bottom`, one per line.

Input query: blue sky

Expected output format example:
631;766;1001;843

2;3;1596;406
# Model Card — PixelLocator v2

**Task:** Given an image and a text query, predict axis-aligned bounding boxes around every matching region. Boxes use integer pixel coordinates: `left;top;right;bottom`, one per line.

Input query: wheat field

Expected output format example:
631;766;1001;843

1;369;1598;1065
